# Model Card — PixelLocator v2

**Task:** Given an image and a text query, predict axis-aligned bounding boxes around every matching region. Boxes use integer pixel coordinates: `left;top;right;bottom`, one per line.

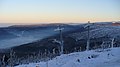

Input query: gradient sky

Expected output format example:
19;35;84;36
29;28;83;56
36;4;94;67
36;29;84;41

0;0;120;24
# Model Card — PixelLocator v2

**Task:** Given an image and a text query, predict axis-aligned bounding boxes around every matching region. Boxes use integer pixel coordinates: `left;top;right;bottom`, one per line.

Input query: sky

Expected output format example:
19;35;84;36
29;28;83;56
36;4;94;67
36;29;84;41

0;0;120;24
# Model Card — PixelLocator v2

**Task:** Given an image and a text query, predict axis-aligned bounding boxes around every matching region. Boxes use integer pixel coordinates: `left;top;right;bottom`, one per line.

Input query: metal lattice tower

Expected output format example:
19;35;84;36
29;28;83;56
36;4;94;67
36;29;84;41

85;21;90;51
54;25;64;55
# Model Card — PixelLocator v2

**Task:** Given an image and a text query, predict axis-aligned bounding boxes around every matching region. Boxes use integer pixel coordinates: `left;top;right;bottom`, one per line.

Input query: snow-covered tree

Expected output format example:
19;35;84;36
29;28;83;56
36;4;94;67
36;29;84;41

111;38;115;48
9;49;15;67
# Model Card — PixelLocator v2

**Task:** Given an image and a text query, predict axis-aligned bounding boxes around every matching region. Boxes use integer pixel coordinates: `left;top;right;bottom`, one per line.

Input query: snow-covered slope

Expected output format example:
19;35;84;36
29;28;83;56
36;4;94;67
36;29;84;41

71;26;120;40
16;47;120;67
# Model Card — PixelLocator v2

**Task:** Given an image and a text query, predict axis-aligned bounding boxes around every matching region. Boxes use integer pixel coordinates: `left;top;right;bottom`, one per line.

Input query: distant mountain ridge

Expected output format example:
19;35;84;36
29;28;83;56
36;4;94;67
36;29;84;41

9;22;120;58
0;22;120;61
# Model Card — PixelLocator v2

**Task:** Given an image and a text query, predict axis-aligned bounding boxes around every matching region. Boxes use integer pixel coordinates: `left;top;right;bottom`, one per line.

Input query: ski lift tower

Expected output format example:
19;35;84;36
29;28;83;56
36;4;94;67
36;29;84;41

84;21;91;51
54;25;64;55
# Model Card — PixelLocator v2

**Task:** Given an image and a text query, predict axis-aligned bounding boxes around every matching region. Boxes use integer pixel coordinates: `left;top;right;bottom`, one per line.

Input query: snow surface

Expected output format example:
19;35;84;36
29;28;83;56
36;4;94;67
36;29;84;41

15;47;120;67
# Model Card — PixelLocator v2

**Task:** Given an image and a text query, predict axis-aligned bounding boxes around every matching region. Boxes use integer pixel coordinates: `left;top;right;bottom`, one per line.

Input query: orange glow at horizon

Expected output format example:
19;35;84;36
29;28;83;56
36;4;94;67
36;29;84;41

0;13;119;24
